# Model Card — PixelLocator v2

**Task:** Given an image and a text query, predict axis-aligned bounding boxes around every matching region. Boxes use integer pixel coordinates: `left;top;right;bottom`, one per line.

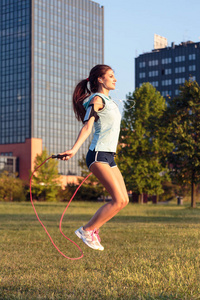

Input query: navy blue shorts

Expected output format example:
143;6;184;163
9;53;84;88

86;149;117;170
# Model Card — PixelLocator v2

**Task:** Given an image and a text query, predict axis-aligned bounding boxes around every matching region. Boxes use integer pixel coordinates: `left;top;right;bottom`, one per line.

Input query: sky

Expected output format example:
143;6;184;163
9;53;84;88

96;0;200;105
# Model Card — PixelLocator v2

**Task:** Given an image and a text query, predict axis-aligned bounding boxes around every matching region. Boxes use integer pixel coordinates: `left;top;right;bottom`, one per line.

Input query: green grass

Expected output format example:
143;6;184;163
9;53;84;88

1;201;200;299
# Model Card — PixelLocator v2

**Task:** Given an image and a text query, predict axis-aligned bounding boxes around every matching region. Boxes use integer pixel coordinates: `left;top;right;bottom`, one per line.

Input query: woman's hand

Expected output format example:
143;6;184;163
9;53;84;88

57;149;75;161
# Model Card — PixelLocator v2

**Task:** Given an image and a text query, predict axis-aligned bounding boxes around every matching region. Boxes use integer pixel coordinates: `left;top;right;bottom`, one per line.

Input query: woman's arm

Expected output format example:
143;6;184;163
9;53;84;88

59;96;104;161
59;117;94;160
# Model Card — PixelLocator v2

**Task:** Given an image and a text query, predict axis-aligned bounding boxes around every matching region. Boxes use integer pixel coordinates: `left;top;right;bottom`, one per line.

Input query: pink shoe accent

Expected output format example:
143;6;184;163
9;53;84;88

84;228;101;243
91;230;95;241
84;228;97;242
94;229;101;242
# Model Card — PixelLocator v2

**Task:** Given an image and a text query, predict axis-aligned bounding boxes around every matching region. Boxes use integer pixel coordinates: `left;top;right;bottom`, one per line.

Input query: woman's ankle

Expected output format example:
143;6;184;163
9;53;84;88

83;226;95;231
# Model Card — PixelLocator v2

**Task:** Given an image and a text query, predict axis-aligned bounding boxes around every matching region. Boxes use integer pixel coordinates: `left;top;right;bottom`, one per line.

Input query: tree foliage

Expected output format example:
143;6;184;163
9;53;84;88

117;83;173;202
0;171;26;201
31;148;61;201
165;80;200;207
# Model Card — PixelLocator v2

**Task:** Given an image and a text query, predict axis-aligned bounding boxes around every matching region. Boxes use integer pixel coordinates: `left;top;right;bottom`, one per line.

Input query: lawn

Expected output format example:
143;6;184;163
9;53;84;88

0;201;200;300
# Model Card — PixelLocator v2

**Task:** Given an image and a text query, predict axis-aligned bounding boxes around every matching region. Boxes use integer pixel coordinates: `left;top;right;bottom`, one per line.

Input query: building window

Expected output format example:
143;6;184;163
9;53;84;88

149;70;158;77
175;78;185;84
162;91;172;97
161;58;172;64
162;79;172;86
190;76;196;81
175;66;185;73
175;56;185;62
149;60;158;67
139;62;146;68
139;72;146;79
0;156;17;174
163;68;172;75
175;89;180;95
150;81;158;87
189;65;196;71
189;54;196;60
1;152;13;156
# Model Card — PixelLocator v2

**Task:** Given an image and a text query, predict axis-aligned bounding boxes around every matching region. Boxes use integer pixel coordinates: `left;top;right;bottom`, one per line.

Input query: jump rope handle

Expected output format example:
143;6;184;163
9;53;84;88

52;154;69;159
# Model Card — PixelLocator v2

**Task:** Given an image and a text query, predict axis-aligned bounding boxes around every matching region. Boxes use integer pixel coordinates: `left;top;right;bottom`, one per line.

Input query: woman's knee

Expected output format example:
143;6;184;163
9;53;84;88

113;195;129;211
125;195;129;206
122;195;129;207
121;192;129;207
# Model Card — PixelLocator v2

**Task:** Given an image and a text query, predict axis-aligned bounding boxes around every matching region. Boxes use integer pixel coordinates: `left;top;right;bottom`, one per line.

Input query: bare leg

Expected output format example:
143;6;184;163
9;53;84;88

83;163;129;231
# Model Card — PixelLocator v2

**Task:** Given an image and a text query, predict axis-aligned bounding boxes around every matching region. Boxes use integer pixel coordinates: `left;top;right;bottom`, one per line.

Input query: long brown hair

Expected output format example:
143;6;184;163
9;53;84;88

72;64;112;122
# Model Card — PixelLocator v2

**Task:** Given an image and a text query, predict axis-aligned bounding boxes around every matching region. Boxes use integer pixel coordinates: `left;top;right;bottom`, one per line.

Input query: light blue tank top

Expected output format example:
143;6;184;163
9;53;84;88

83;93;121;152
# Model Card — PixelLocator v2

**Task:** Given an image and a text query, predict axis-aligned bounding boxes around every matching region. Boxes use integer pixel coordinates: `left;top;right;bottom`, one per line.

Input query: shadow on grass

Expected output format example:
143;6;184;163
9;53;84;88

0;286;193;300
1;211;200;227
110;214;200;224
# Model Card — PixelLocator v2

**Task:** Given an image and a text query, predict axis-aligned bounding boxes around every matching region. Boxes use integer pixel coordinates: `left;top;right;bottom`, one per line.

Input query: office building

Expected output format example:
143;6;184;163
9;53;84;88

135;36;200;99
0;0;104;182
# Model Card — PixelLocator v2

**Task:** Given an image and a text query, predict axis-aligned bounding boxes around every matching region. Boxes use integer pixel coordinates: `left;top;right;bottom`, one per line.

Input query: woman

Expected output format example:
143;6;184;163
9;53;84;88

59;64;129;251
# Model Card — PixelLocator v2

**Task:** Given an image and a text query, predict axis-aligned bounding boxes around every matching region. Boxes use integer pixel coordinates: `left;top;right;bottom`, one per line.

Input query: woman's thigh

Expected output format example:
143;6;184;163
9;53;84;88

111;166;129;202
90;162;127;202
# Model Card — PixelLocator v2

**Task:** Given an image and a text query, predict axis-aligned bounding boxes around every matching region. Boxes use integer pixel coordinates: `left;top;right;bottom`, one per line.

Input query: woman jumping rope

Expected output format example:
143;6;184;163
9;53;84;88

59;64;129;251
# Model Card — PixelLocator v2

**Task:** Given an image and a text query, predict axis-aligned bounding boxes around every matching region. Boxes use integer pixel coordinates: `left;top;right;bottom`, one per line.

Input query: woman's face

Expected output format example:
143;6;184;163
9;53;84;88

99;69;117;90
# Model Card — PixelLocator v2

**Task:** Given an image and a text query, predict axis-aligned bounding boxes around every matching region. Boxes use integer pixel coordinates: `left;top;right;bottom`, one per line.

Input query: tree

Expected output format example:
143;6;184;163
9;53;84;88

166;80;200;207
31;148;61;201
0;171;26;201
117;83;173;203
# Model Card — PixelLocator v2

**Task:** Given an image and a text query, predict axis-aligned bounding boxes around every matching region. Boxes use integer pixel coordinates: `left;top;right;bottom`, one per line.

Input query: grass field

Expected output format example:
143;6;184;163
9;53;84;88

1;201;200;300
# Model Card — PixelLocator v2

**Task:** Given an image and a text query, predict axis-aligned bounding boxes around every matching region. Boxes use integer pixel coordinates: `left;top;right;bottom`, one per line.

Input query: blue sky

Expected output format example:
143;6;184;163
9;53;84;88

96;0;200;104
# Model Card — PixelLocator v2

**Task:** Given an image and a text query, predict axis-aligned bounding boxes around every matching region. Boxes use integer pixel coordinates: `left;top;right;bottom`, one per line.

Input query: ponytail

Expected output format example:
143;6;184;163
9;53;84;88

72;64;112;123
72;79;91;123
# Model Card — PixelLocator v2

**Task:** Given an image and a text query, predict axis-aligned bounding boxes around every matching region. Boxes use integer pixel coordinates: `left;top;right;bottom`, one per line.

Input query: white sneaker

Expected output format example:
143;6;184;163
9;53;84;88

75;227;104;251
93;229;104;251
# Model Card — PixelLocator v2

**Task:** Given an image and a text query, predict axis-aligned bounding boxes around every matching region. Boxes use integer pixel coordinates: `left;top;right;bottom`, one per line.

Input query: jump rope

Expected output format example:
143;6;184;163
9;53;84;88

30;153;92;260
29;98;135;260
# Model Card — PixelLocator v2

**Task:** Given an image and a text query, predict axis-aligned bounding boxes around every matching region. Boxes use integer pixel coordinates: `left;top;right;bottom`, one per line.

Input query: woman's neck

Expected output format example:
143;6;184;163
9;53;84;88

97;86;109;96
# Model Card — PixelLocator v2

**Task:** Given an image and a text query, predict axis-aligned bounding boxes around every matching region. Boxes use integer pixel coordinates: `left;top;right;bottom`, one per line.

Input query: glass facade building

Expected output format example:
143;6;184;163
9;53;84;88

135;41;200;100
0;0;31;145
0;0;104;177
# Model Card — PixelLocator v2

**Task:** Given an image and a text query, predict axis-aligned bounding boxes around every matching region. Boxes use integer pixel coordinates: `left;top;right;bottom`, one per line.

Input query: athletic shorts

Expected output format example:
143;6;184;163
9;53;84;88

86;149;117;170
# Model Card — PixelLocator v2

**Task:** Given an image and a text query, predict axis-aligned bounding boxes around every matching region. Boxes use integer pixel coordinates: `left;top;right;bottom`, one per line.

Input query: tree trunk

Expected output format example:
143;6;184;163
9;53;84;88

10;191;13;202
191;182;196;208
139;193;144;204
156;194;159;204
191;170;196;208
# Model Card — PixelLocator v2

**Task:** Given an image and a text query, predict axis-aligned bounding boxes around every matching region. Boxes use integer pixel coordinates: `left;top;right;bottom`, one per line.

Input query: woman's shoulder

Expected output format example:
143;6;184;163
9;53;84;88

93;93;110;100
90;94;103;104
84;93;105;109
91;93;111;104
